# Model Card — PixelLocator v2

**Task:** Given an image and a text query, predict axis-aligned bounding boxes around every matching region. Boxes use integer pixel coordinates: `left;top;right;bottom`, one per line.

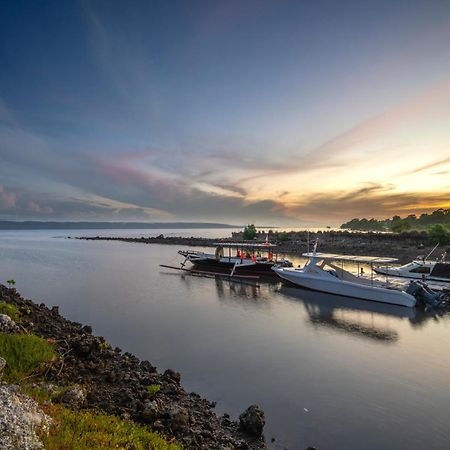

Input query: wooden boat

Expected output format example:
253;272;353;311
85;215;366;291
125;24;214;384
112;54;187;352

178;242;292;277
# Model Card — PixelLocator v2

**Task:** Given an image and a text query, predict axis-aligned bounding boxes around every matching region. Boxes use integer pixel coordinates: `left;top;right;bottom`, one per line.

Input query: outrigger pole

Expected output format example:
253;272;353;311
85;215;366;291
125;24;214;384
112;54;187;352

159;264;260;286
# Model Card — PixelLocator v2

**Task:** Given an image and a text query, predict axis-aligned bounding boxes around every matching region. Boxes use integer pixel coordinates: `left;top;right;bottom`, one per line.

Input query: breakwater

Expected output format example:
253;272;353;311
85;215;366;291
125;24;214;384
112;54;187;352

76;230;446;264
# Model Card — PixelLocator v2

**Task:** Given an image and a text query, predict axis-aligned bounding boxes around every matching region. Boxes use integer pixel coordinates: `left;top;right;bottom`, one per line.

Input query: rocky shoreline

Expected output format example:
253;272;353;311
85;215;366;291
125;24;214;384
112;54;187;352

76;230;447;264
0;284;267;449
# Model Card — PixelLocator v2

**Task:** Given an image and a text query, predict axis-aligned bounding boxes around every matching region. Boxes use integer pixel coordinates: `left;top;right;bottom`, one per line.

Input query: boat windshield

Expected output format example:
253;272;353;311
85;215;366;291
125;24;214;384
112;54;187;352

302;252;398;264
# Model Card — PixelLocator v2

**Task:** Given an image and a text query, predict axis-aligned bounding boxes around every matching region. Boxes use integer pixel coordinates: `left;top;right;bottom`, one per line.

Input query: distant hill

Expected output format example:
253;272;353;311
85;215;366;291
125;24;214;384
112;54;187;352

0;221;240;230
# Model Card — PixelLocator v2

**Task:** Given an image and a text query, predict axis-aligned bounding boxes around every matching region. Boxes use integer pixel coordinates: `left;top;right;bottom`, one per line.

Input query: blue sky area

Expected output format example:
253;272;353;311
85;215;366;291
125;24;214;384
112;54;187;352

1;0;450;225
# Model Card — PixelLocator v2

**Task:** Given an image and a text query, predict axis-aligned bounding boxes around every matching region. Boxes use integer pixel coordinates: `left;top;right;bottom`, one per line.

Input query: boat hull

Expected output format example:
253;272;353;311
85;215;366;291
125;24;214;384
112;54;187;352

273;267;416;307
191;258;280;277
374;267;450;283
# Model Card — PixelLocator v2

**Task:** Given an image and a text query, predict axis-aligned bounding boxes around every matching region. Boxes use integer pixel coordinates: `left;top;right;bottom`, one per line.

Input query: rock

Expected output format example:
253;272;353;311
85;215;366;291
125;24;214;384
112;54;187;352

0;314;19;333
141;400;159;423
239;405;265;437
0;384;51;449
166;405;189;432
60;385;86;406
0;357;6;378
163;368;181;384
152;419;164;432
82;325;92;334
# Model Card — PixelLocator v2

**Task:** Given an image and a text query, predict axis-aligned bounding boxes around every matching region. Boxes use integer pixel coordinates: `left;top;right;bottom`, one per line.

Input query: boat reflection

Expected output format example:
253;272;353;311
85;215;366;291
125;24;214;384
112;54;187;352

162;270;447;339
213;278;280;304
278;286;420;344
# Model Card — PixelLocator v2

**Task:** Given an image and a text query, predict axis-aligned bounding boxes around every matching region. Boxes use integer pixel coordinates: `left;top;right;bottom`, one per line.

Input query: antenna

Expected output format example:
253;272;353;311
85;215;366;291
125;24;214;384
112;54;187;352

425;243;439;261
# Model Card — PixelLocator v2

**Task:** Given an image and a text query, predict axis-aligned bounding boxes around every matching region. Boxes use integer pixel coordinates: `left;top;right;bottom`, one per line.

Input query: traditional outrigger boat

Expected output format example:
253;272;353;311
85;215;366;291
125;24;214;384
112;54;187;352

373;245;450;283
177;242;293;277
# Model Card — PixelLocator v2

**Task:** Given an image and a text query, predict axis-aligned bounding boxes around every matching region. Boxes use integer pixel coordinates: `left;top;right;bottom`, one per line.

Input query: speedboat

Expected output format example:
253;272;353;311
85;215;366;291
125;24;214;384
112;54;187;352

374;245;449;283
178;242;292;278
272;249;417;307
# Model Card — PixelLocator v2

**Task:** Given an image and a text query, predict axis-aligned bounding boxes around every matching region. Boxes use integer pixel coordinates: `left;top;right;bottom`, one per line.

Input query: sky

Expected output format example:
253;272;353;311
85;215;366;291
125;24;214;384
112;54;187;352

1;0;450;226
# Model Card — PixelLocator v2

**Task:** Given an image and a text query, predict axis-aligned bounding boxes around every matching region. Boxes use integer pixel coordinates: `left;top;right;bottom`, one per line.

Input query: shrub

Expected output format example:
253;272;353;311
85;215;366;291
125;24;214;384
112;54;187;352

146;384;161;395
391;221;411;233
0;301;20;322
428;223;450;245
40;405;182;450
0;333;55;382
277;231;290;242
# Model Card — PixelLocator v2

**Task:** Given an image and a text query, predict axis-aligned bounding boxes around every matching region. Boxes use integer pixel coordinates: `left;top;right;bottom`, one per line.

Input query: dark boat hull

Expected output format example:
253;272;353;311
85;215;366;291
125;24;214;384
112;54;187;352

190;258;280;277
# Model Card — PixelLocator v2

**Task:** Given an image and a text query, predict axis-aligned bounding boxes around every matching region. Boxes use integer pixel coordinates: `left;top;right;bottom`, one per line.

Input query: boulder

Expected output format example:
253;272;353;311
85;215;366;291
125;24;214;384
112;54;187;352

141;400;159;423
239;405;265;437
0;357;6;378
166;405;189;432
0;384;51;449
0;314;19;333
163;368;181;384
60;385;86;406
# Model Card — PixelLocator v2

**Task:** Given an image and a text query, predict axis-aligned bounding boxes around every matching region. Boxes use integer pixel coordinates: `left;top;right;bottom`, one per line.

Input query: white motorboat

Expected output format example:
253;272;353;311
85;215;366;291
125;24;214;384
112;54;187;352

272;249;417;308
374;245;449;283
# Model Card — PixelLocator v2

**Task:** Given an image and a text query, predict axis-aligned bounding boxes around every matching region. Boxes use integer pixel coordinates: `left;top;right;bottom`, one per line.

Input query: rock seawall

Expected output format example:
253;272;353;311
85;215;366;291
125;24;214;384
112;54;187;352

76;230;447;264
0;285;267;449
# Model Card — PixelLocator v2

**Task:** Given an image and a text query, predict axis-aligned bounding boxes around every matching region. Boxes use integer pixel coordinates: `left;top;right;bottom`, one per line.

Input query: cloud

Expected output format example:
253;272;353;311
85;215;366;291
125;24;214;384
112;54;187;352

237;74;450;182
399;156;450;176
0;185;17;208
0;185;53;216
286;184;450;224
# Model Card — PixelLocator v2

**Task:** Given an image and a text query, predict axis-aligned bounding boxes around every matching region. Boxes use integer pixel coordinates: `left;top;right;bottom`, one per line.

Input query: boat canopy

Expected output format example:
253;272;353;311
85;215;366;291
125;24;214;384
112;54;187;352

302;252;398;264
213;242;277;248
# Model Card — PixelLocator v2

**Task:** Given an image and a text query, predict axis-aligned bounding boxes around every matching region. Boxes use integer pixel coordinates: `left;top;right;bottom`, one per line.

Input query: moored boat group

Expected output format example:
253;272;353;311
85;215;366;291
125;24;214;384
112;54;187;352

166;241;450;309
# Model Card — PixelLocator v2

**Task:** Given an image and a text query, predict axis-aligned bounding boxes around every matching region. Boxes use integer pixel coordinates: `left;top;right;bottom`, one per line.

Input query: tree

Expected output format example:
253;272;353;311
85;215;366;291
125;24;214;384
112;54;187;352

428;224;450;245
243;224;257;240
390;221;410;233
6;279;16;289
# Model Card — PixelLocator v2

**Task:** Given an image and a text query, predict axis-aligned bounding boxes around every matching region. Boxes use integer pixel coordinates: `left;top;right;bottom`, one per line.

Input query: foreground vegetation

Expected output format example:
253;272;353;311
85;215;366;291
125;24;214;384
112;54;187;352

0;300;20;322
40;405;182;450
0;333;55;382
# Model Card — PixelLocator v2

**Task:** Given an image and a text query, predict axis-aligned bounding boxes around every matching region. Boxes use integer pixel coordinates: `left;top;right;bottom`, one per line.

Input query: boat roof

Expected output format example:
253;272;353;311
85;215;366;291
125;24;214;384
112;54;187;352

302;252;398;264
213;242;277;248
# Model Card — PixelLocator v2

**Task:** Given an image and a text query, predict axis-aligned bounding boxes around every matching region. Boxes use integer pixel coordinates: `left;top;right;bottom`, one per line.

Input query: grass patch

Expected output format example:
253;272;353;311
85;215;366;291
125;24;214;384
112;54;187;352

0;333;55;382
40;404;182;450
0;300;20;322
146;384;161;396
24;383;71;404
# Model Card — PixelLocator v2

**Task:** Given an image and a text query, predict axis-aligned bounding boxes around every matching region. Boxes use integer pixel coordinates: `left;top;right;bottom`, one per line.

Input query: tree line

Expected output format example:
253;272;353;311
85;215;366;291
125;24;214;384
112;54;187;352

340;208;450;244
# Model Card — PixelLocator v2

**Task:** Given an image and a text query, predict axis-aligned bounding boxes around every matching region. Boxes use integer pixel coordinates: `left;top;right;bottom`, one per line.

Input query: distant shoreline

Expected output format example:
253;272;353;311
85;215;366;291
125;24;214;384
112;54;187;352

0;221;241;230
76;230;447;264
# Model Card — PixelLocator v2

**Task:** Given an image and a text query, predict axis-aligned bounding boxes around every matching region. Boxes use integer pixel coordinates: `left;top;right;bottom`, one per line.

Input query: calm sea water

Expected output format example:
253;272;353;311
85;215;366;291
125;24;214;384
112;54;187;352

0;229;449;450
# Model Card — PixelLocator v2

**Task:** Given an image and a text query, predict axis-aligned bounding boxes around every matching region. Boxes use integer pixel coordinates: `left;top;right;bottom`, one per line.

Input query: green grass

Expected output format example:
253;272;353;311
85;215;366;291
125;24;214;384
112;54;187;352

0;300;20;322
146;384;161;396
24;383;71;404
0;333;55;382
40;405;182;450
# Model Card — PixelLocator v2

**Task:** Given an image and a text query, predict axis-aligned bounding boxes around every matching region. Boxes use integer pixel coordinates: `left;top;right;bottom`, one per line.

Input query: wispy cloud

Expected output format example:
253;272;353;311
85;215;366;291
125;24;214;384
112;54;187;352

285;184;450;224
399;156;450;176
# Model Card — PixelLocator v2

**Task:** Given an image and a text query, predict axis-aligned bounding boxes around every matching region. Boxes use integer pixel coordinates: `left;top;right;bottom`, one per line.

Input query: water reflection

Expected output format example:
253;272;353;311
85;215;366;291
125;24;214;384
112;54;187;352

276;286;447;344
